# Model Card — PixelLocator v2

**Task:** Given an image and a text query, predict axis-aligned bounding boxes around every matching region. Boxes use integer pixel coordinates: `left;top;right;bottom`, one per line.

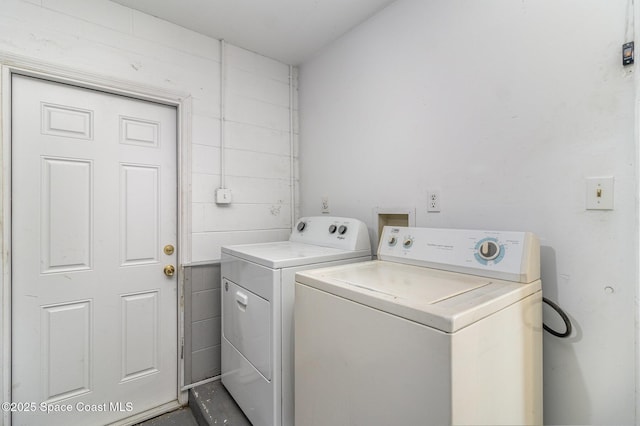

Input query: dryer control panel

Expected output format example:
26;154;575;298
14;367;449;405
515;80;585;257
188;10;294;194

378;226;540;283
290;216;371;252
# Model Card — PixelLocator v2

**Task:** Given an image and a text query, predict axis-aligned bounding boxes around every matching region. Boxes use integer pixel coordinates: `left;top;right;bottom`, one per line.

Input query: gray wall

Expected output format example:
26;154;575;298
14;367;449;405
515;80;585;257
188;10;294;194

184;263;221;385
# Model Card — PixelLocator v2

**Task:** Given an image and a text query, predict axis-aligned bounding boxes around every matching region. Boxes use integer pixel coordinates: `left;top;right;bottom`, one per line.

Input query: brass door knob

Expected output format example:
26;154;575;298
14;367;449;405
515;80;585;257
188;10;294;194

164;265;175;277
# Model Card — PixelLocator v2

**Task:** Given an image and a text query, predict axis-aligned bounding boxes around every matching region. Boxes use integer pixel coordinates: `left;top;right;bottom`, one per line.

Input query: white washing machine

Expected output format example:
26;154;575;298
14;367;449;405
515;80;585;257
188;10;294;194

295;226;543;426
221;216;372;426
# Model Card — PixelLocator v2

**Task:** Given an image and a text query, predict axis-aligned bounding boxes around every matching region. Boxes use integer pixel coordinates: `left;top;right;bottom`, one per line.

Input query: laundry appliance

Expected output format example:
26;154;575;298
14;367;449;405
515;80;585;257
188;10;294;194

295;226;542;426
221;216;372;426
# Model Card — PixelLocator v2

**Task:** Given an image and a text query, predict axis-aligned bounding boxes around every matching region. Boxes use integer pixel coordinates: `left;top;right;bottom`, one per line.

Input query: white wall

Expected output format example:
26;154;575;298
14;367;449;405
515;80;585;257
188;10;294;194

298;1;636;424
0;0;298;263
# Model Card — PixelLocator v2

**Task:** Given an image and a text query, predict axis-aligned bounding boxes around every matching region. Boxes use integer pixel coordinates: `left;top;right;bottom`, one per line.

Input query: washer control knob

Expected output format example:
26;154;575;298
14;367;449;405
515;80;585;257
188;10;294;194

338;225;348;235
478;240;500;260
388;236;398;246
297;221;306;232
403;238;413;249
328;224;337;234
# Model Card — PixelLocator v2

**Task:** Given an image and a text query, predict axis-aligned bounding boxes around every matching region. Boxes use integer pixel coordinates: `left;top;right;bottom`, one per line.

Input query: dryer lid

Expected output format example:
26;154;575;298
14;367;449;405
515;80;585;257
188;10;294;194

222;241;370;269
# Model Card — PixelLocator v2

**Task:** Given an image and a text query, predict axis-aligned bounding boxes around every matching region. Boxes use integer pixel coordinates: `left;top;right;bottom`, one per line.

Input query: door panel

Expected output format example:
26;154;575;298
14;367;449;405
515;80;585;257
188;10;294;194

120;164;159;265
41;103;94;140
11;74;178;425
41;300;92;402
41;157;93;273
121;291;159;381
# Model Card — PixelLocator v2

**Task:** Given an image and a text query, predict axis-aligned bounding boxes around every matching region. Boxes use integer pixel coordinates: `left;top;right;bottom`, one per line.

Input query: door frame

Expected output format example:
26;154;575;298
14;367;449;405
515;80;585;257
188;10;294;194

0;54;193;426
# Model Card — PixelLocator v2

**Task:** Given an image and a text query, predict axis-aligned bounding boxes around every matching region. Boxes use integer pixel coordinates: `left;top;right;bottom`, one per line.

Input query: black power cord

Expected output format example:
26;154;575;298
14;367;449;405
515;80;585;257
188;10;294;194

542;297;572;338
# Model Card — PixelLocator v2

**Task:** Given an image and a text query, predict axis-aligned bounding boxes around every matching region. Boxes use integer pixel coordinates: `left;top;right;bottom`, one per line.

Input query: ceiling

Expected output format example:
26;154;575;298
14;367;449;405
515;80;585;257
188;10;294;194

111;0;397;65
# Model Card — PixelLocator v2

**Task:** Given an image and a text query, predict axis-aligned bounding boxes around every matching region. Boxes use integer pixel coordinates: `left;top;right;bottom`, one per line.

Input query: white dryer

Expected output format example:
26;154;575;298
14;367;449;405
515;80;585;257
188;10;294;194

221;216;372;426
295;226;543;426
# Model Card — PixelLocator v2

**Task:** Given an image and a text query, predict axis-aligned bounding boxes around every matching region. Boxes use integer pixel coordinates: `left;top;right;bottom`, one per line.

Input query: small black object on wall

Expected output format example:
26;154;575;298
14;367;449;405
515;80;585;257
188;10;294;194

623;41;634;66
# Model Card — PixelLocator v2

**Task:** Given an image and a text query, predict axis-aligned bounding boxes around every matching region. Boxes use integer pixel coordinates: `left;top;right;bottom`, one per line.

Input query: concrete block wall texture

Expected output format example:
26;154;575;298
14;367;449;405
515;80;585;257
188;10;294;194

184;264;222;383
0;0;299;264
0;0;298;390
192;44;299;261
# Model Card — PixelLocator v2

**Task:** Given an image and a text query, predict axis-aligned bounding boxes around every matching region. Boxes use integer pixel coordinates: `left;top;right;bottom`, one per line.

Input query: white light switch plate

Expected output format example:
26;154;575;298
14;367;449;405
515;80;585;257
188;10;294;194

586;177;614;210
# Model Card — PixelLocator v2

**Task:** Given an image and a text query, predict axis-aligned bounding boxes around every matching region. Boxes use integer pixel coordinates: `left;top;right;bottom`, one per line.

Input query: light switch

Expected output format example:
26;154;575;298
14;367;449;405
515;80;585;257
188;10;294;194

586;177;614;210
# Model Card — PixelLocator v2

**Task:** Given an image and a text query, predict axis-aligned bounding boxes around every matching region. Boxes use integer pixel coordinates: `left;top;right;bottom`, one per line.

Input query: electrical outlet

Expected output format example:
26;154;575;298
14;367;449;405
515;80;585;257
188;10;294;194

428;191;440;212
321;196;330;214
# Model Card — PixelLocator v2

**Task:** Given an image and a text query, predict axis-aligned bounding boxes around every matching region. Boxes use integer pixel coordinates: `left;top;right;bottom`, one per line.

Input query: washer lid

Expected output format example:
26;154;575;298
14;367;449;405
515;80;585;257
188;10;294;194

222;241;371;269
295;260;541;333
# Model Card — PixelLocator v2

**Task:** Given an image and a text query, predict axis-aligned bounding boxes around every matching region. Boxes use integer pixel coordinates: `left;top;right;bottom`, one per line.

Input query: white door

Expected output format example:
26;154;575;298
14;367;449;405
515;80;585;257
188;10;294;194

11;75;178;425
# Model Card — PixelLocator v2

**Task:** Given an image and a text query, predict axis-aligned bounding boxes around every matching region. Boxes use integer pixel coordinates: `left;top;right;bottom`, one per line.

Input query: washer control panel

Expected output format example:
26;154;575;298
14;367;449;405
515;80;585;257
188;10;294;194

379;226;540;283
290;216;371;252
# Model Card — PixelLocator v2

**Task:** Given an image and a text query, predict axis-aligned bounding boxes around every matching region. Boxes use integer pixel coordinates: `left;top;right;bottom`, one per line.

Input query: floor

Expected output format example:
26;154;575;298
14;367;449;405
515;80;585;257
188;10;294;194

137;380;251;426
137;407;199;426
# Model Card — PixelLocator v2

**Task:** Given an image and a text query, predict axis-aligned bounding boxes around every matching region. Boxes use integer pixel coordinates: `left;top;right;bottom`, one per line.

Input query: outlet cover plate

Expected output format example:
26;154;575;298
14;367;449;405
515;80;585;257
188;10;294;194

427;190;440;212
321;196;330;214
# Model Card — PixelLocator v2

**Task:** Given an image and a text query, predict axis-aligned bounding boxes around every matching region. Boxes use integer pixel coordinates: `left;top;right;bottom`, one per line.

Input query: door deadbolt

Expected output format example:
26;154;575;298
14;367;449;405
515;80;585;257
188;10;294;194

164;245;175;255
164;265;175;277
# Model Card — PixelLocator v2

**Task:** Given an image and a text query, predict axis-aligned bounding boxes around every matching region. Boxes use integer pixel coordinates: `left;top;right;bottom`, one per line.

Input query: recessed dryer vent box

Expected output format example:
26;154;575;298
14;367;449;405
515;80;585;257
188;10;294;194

375;207;415;247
